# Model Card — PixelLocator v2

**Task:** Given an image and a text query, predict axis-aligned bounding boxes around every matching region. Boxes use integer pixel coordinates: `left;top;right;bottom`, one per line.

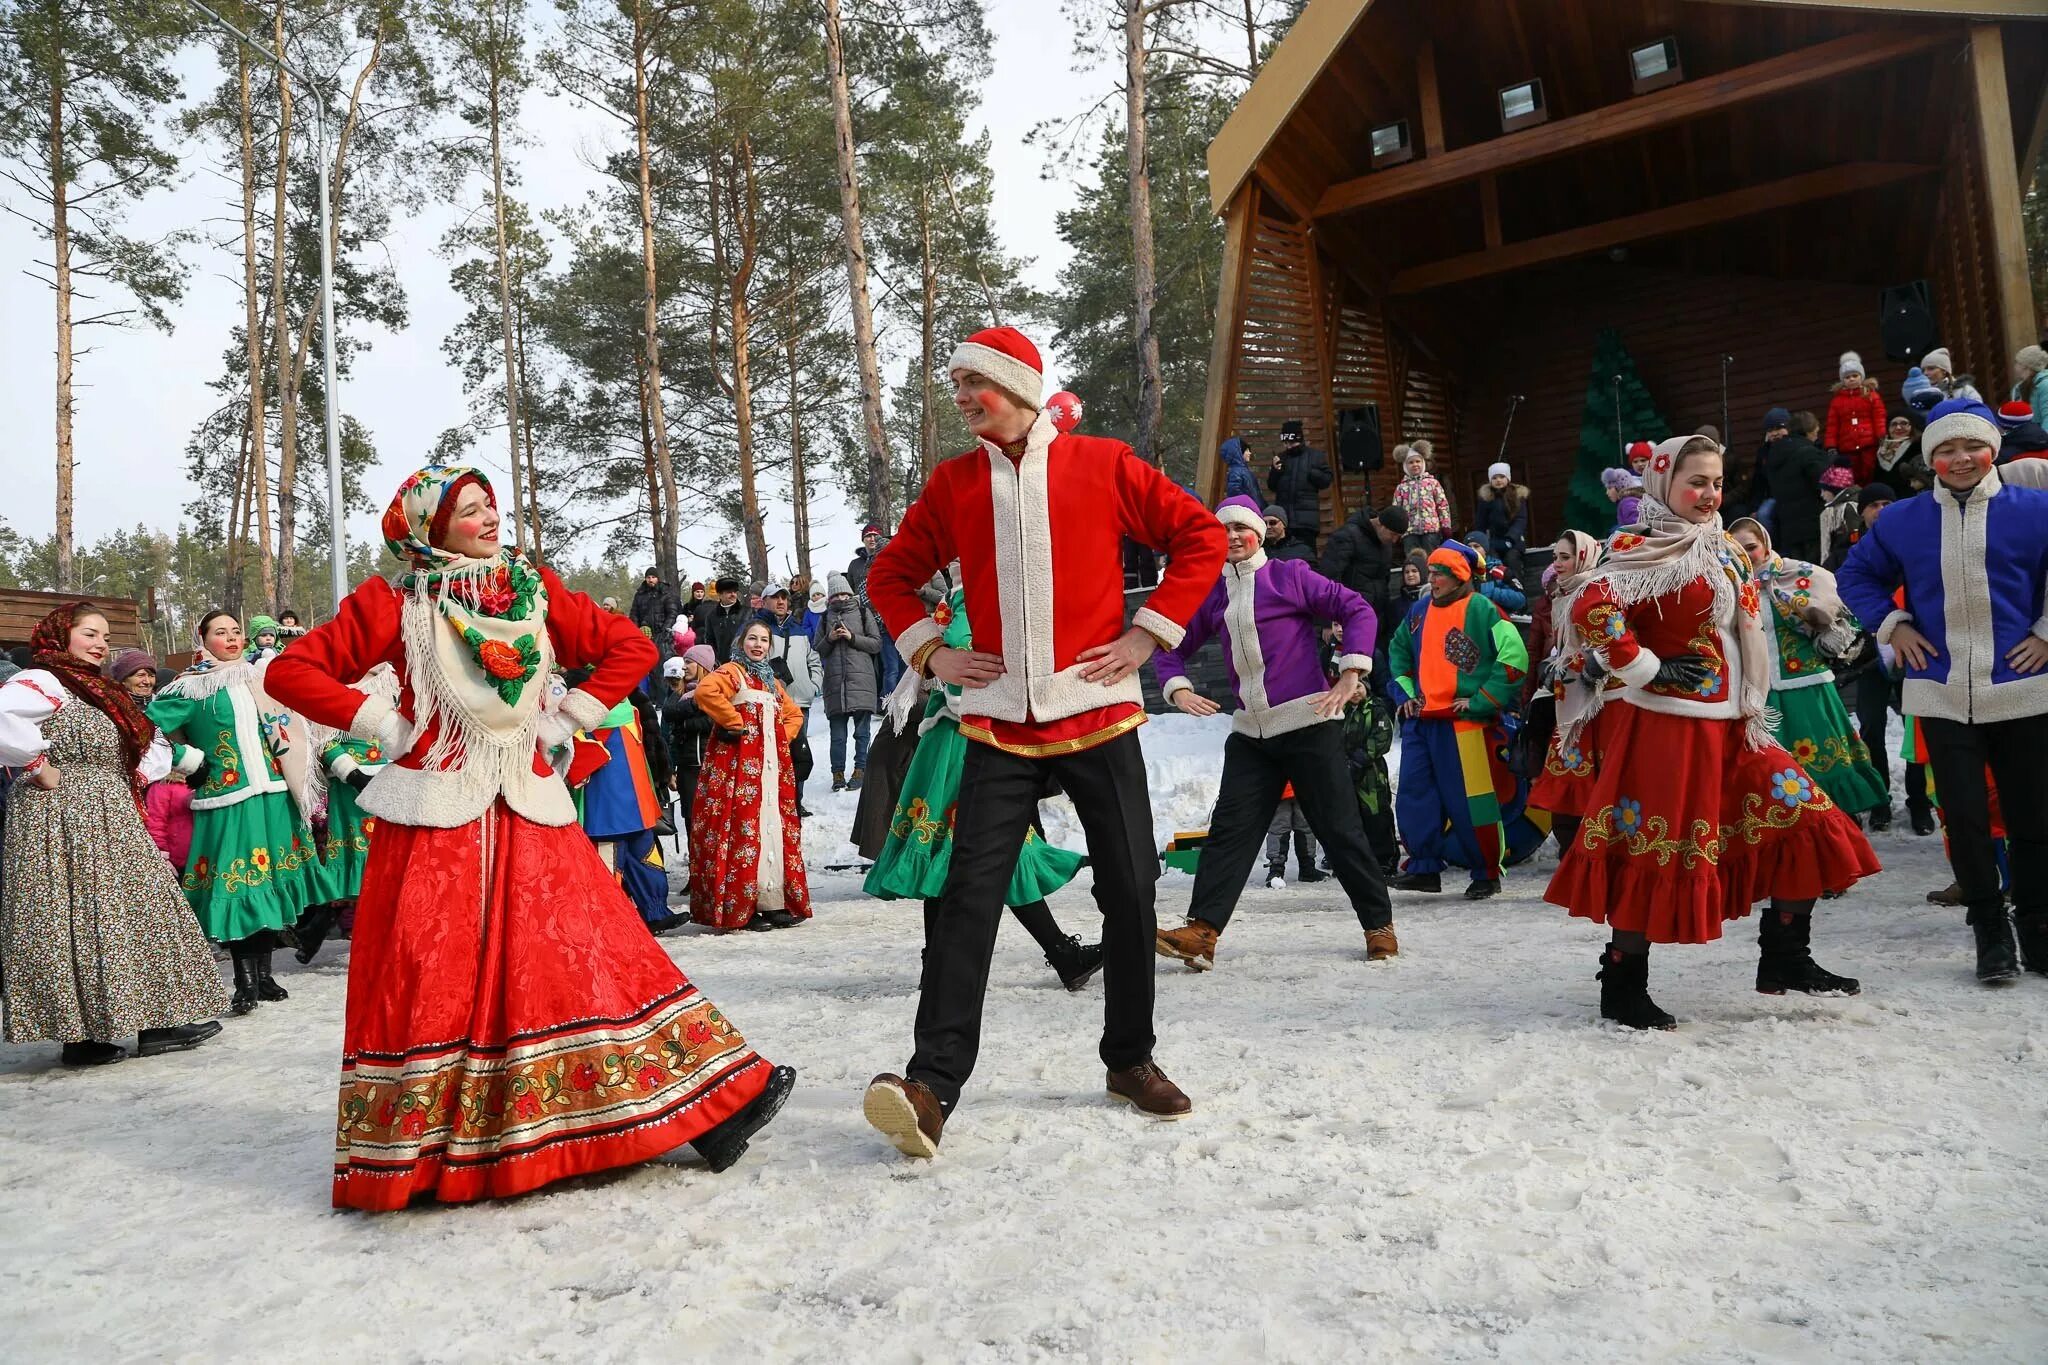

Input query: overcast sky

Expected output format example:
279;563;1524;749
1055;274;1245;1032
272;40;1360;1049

0;0;1120;600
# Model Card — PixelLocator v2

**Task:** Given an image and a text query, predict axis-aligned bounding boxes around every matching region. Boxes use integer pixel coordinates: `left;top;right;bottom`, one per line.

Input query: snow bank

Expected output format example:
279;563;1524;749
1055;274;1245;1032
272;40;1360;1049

3;714;2045;1361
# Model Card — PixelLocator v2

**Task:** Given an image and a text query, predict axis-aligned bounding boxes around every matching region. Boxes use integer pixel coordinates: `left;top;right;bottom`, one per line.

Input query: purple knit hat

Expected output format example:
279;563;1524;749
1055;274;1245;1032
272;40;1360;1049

1216;494;1265;533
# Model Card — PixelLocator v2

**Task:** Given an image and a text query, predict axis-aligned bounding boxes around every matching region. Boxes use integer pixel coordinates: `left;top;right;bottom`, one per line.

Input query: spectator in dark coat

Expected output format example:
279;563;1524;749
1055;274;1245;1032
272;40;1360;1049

1219;437;1259;502
663;646;718;848
1320;504;1406;617
1765;410;1830;561
1265;419;1332;554
1735;407;1791;521
629;567;683;656
819;571;882;789
1262;505;1316;563
700;577;750;662
1472;462;1530;582
846;523;886;592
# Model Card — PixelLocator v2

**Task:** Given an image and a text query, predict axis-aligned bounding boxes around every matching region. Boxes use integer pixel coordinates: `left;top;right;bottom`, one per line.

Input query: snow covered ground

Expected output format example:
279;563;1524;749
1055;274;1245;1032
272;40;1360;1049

4;715;2046;1362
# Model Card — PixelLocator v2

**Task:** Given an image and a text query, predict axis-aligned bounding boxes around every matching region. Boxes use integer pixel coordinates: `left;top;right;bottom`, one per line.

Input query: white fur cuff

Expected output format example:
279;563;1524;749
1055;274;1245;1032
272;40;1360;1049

1875;609;1914;646
948;341;1043;407
1132;606;1187;651
895;614;945;669
1336;653;1372;677
558;687;610;734
1611;648;1661;689
172;745;206;777
350;693;397;745
1161;674;1194;700
330;752;362;781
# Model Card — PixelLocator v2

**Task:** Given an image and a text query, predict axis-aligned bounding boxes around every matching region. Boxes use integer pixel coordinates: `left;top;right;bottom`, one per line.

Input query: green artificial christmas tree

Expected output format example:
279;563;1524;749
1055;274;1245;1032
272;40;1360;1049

1564;329;1670;535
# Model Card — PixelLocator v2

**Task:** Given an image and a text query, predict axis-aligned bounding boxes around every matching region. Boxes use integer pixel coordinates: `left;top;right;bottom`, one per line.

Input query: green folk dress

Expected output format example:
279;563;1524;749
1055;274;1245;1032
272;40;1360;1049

148;661;343;940
318;733;390;901
1758;568;1888;816
863;592;1086;906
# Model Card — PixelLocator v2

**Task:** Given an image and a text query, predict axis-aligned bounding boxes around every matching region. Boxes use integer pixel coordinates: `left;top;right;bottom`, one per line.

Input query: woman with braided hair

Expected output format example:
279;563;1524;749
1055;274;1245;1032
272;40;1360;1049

266;464;792;1209
1545;436;1878;1029
0;603;228;1066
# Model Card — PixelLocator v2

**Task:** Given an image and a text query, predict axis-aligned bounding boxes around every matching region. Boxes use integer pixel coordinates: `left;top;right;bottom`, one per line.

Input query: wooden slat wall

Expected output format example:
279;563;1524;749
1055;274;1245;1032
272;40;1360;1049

1454;262;1889;539
1928;113;2004;391
0;589;145;652
1226;211;1334;482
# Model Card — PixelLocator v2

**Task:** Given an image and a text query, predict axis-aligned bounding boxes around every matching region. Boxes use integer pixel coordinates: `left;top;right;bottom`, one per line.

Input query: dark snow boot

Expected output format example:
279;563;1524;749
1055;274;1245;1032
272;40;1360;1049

1755;907;1861;996
229;945;260;1016
2016;912;2048;976
293;903;342;965
1597;944;1676;1031
1389;870;1442;893
691;1064;796;1173
1463;878;1501;901
1044;935;1106;992
1968;905;2021;984
1293;833;1327;882
137;1020;224;1057
253;940;289;1002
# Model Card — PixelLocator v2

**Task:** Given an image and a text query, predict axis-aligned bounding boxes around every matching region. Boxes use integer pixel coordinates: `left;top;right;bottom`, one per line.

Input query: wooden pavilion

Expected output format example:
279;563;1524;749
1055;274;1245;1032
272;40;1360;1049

1194;0;2048;537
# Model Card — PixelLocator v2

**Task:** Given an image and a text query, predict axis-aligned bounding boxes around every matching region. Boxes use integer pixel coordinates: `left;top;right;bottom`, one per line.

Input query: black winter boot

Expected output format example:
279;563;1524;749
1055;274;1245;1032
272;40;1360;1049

1755;907;1861;996
1293;832;1327;882
1597;944;1676;1030
229;944;259;1015
1389;871;1442;893
1968;905;2021;984
253;937;289;1002
60;1040;127;1066
2016;911;2048;976
690;1064;797;1173
1043;935;1106;992
293;903;342;965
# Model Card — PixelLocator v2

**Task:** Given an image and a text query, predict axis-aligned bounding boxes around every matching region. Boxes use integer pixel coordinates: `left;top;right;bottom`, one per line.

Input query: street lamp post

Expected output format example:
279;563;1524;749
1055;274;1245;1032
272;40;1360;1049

181;0;347;616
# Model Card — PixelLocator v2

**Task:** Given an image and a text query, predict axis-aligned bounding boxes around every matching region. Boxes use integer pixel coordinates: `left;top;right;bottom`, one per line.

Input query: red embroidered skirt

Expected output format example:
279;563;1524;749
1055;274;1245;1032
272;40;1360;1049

333;800;770;1211
1529;710;1605;819
1544;704;1880;944
690;723;811;930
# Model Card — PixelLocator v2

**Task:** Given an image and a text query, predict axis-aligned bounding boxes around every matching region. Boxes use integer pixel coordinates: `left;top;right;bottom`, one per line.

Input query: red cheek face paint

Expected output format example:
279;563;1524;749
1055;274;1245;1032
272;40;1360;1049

1932;449;1991;478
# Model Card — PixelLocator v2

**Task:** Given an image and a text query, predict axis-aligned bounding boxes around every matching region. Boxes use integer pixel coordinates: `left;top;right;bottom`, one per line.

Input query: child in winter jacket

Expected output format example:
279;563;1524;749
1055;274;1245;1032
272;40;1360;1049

1392;445;1452;555
2011;345;2048;428
1901;346;1983;414
1816;464;1861;568
1825;351;1888;484
1601;465;1643;529
143;775;195;872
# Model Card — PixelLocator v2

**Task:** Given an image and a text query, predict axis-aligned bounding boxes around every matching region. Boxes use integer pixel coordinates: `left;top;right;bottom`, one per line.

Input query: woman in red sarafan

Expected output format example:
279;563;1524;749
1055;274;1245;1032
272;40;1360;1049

1544;436;1879;1030
265;464;792;1210
689;618;810;931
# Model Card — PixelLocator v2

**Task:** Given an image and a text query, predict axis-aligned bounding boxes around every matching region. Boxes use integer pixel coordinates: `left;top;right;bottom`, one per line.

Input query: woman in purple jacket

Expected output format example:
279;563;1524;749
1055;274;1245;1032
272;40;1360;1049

1152;495;1396;972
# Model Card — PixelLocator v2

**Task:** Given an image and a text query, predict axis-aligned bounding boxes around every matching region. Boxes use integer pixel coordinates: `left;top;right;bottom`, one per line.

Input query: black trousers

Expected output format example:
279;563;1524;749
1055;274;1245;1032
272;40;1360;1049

1188;722;1392;934
1920;713;2048;919
1853;669;1931;817
907;732;1157;1111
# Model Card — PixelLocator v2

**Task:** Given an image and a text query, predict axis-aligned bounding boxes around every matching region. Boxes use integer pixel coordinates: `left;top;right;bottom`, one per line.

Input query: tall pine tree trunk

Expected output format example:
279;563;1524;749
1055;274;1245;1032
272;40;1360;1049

486;36;524;552
514;291;543;564
48;26;75;590
1124;0;1166;467
633;0;678;585
231;42;267;605
784;278;811;584
717;137;768;581
261;0;290;611
822;0;892;526
918;185;939;484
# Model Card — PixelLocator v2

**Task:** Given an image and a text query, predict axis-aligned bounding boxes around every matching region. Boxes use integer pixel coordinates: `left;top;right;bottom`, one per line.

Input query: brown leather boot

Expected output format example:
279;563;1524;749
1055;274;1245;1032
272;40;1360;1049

1106;1060;1192;1119
863;1073;944;1158
1154;920;1219;971
1365;925;1399;961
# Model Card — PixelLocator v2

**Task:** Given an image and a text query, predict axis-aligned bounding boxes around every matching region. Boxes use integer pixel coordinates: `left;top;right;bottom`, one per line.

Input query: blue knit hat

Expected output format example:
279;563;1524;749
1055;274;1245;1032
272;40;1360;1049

1921;397;2002;457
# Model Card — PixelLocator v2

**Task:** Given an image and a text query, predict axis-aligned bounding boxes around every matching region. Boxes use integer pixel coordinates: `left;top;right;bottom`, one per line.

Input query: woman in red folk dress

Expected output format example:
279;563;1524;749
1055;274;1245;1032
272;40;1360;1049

1544;435;1879;1030
265;465;793;1210
689;618;810;931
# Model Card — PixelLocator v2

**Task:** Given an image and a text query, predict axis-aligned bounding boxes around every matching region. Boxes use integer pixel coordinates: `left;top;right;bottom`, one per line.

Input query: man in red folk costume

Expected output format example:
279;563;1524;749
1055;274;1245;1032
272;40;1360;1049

267;465;793;1209
1544;435;1879;1029
859;327;1228;1157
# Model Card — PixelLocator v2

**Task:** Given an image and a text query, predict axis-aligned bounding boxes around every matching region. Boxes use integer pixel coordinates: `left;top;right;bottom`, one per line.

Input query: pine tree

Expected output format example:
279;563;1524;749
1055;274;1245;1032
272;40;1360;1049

1565;328;1669;535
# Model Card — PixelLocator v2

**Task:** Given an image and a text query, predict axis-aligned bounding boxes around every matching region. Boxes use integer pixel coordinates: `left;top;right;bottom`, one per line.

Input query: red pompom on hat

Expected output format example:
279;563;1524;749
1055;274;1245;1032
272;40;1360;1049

1997;399;2035;430
949;326;1044;408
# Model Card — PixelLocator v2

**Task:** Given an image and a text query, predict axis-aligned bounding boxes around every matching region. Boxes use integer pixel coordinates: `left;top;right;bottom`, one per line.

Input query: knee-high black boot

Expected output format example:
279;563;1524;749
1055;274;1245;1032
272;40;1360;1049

1597;940;1675;1030
1755;900;1860;996
253;931;289;1002
1008;900;1103;992
293;903;342;965
228;941;259;1015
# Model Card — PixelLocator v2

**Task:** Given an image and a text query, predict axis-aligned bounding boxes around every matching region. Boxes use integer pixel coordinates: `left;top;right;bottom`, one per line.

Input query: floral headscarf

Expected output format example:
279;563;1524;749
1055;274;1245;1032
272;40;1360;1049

1554;436;1776;752
28;602;157;800
1727;518;1853;652
1552;530;1603;597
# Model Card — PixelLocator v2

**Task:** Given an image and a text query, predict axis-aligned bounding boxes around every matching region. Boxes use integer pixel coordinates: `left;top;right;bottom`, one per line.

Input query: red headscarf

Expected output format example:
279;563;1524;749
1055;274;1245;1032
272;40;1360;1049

29;602;157;800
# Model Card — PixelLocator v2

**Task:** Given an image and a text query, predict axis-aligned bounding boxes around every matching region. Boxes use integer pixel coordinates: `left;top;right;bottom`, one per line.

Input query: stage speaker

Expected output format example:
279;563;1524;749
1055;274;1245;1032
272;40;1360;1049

1338;403;1383;473
1879;281;1937;365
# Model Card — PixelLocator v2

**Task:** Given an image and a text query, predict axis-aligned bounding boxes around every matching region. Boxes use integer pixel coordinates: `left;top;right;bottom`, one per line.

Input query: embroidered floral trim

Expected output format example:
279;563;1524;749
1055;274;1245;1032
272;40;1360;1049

185;832;316;897
336;998;749;1159
1581;801;1722;868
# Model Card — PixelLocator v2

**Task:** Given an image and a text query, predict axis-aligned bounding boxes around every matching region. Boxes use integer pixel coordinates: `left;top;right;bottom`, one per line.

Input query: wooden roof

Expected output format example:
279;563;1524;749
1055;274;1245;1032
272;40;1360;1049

1210;0;2048;219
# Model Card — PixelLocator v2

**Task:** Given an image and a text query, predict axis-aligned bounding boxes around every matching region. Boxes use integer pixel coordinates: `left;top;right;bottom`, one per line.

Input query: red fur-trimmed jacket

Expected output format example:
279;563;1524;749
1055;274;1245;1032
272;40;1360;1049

265;567;655;827
867;408;1228;754
1824;380;1886;460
